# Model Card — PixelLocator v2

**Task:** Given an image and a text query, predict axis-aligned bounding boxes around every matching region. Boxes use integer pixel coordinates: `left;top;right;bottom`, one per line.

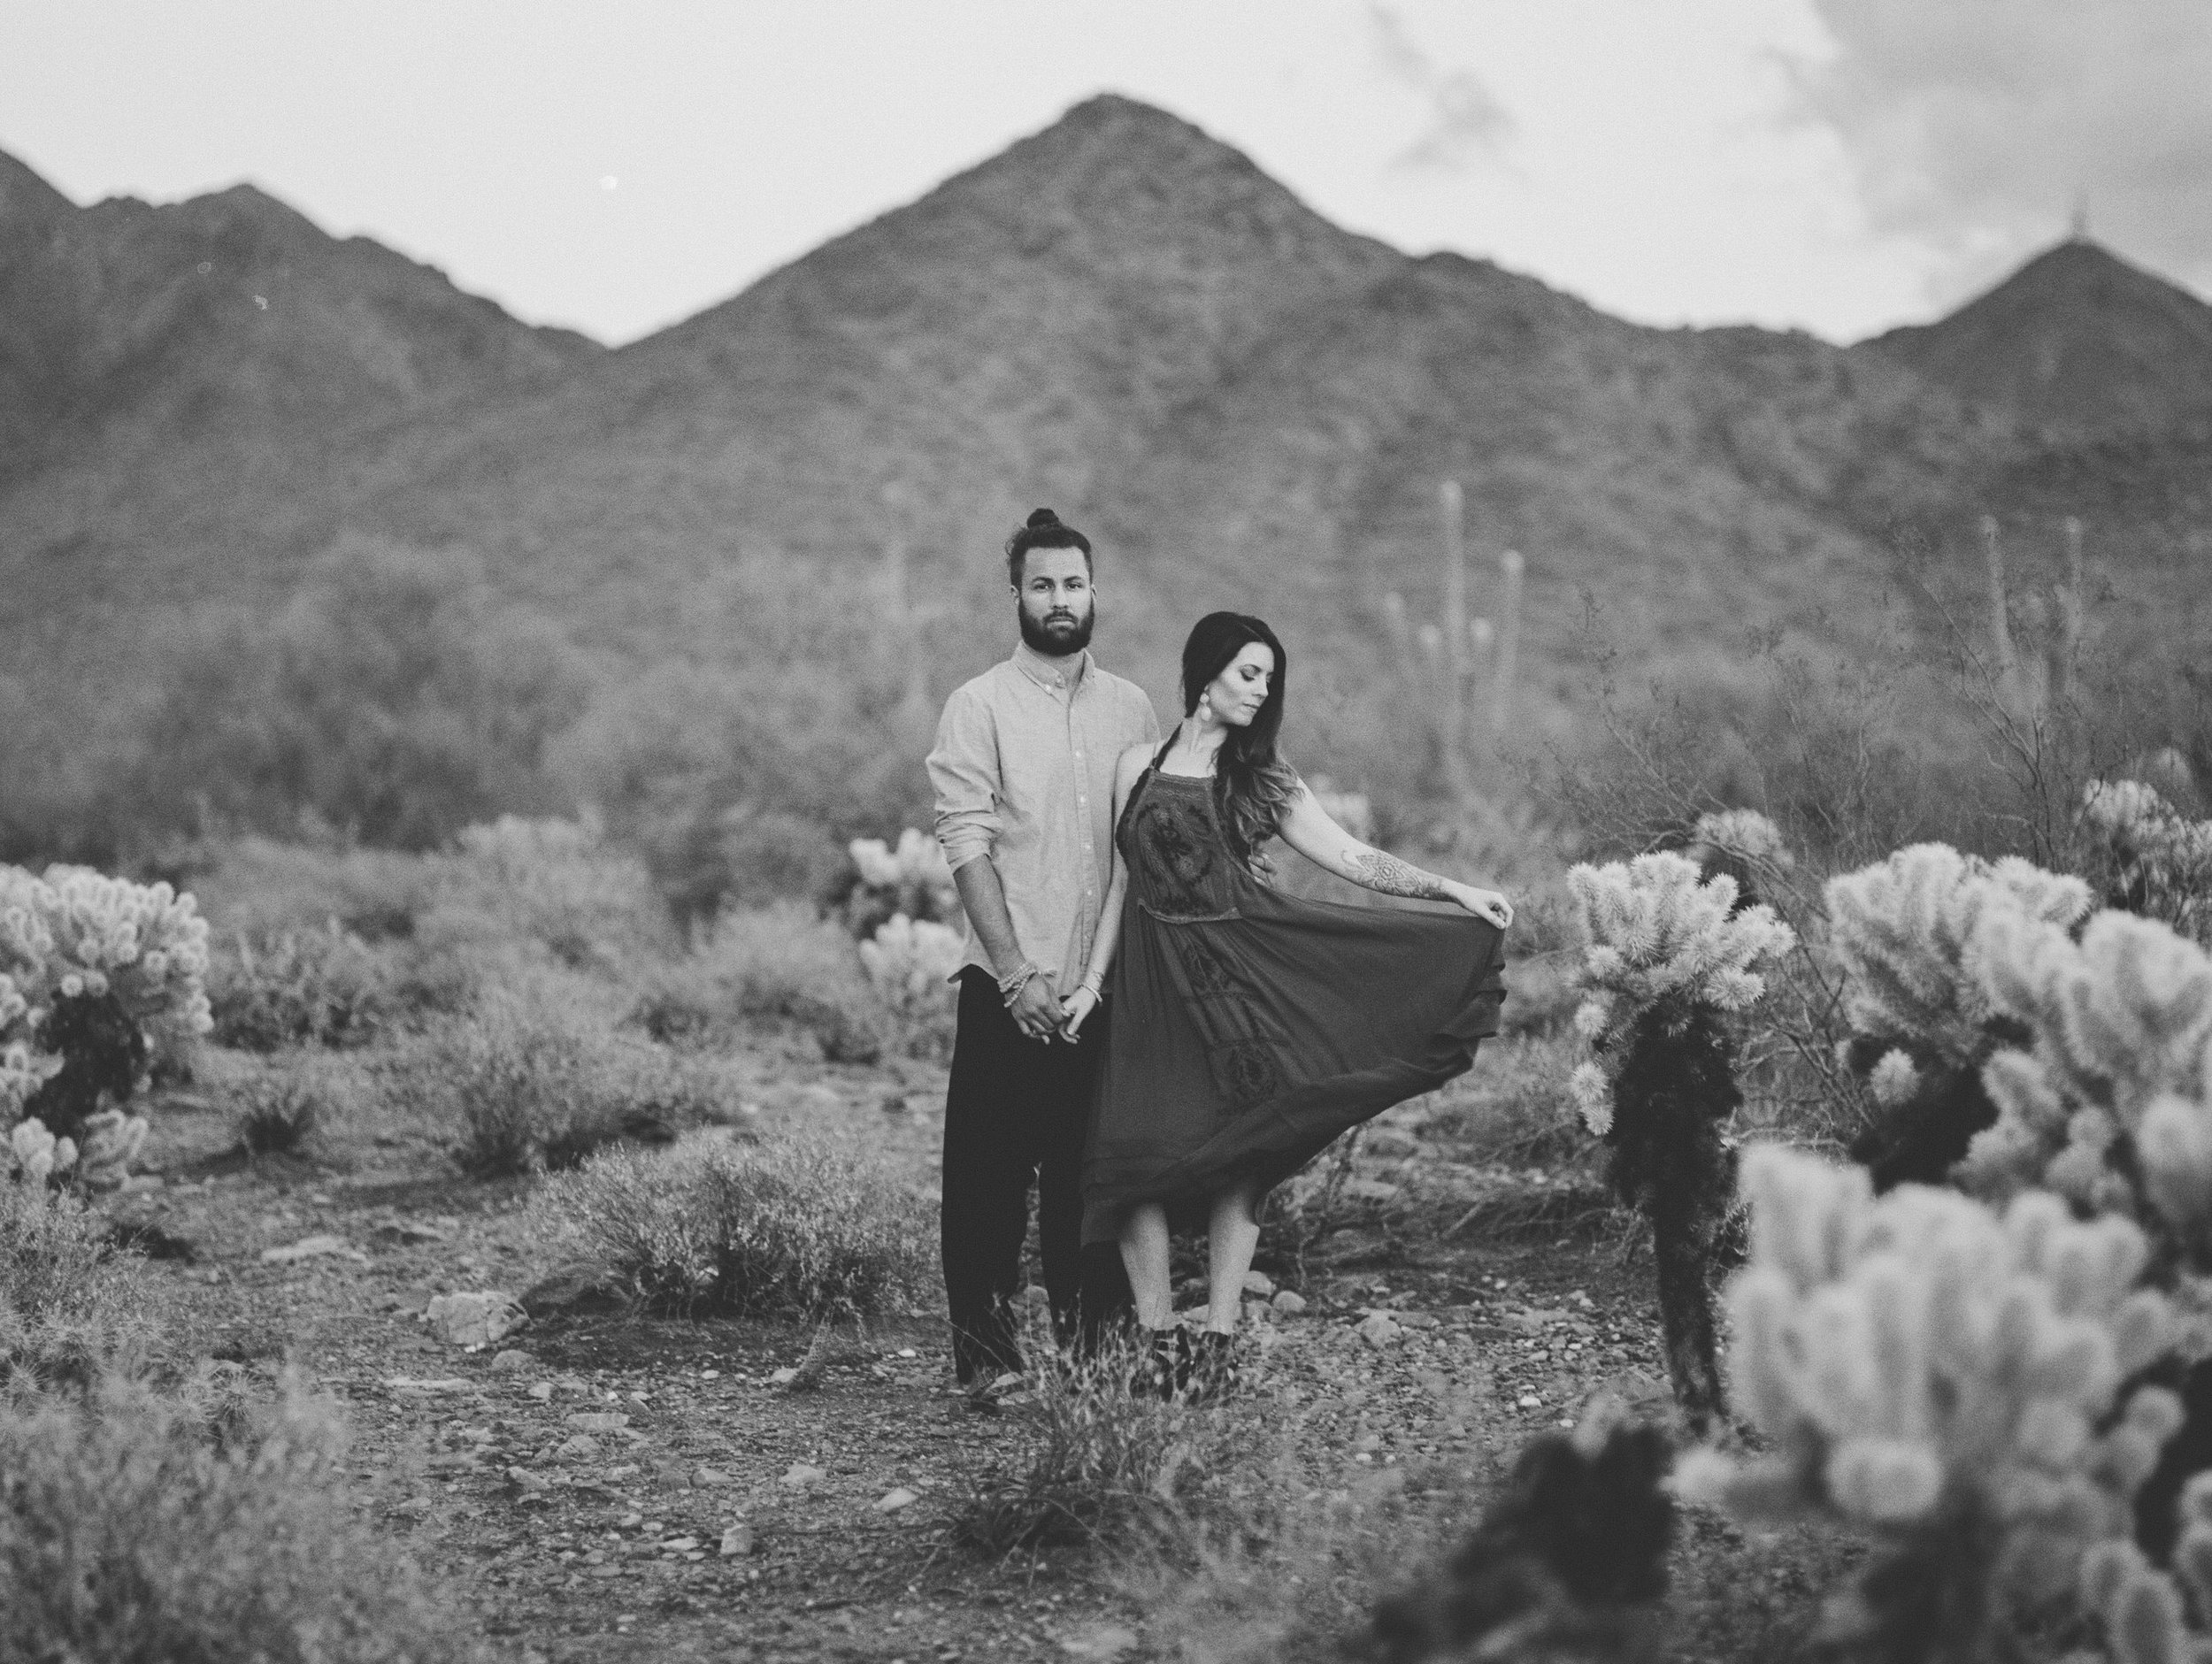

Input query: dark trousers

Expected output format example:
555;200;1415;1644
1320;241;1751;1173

941;967;1132;1382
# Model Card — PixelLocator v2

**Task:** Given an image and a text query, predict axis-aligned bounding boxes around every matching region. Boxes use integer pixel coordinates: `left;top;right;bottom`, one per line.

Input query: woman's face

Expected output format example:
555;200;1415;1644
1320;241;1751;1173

1204;642;1276;727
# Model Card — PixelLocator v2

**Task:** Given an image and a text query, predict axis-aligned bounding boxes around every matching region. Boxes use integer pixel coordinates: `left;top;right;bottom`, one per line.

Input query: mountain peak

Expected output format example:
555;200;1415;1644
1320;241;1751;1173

0;146;74;224
1865;235;2212;433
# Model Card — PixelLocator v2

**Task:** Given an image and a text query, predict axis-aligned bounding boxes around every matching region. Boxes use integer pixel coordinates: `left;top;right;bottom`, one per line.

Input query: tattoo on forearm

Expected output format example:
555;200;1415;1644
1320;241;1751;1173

1344;849;1452;900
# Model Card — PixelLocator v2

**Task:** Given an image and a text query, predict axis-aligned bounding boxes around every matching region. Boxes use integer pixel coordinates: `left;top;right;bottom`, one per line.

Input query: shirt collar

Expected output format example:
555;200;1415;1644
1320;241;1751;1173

1012;640;1090;694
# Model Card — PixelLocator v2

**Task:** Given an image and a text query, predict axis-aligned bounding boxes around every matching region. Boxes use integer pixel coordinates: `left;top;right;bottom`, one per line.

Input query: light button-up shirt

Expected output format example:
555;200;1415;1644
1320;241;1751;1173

926;642;1161;997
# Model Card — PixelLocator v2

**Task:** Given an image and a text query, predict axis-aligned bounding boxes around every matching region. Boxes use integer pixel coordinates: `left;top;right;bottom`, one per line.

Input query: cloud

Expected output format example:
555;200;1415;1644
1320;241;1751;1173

1793;0;2212;301
1367;5;1513;172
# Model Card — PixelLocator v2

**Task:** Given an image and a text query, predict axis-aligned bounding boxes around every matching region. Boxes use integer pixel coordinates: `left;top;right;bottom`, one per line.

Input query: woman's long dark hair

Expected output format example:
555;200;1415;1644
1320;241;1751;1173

1180;612;1299;870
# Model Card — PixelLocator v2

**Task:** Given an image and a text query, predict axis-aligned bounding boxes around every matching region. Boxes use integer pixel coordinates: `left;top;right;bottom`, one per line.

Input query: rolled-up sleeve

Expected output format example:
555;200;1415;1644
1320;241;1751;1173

927;684;1002;874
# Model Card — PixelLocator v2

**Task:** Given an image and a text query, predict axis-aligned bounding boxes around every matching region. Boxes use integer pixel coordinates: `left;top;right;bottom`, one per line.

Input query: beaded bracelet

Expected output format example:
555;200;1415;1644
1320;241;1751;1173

998;962;1041;1008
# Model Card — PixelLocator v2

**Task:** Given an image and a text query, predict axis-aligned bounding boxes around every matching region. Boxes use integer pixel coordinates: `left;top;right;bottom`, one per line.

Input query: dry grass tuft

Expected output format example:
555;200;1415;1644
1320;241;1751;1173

532;1133;929;1323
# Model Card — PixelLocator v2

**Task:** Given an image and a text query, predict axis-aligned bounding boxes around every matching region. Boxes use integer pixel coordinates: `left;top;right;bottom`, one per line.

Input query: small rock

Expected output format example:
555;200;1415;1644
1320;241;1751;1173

384;1376;473;1396
260;1234;357;1265
488;1349;534;1374
552;1374;588;1393
658;1536;700;1553
719;1522;755;1558
387;1495;435;1520
1356;1313;1403;1348
1271;1290;1309;1316
517;1261;626;1318
1060;1623;1141;1660
768;1367;800;1386
505;1466;550;1492
693;1465;735;1487
1394;1312;1440;1330
424;1292;527;1349
554;1435;601;1461
565;1412;631;1434
526;1381;554;1401
1241;1270;1276;1297
373;1220;447;1246
618;1512;644;1530
1517;1394;1542;1409
780;1462;826;1491
873;1487;918;1513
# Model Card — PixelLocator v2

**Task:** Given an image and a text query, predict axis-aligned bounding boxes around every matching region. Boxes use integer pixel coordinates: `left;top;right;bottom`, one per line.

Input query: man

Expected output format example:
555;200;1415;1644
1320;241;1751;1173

926;507;1161;1392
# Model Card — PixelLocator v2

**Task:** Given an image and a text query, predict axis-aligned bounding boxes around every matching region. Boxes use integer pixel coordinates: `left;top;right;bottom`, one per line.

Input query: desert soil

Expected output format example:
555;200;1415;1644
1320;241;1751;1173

110;1043;1852;1663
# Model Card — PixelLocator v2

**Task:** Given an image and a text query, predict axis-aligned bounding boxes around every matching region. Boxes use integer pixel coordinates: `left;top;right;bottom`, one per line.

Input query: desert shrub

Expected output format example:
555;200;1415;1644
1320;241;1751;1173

425;999;718;1178
417;813;670;976
0;1375;462;1663
1564;851;1794;1430
0;1180;153;1386
112;532;590;853
1678;1145;2184;1664
634;902;888;1063
956;1330;1248;1556
232;1073;325;1156
208;924;393;1053
184;835;434;942
534;1133;928;1323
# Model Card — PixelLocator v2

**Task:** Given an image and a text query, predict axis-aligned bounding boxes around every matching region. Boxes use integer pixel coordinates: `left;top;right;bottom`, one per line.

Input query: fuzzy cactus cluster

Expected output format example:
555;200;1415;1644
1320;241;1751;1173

1;863;209;1185
838;829;959;939
1691;808;1793;866
1563;851;1794;1430
1823;844;2095;1190
856;912;964;1016
6;1108;149;1191
2084;779;2212;941
1564;850;1794;1136
1681;1146;2185;1658
1960;909;2212;1258
2080;1474;2212;1664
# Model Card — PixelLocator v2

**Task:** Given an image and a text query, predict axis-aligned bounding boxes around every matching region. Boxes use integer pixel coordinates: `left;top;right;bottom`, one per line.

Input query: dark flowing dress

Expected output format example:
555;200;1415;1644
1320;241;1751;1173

1080;744;1508;1245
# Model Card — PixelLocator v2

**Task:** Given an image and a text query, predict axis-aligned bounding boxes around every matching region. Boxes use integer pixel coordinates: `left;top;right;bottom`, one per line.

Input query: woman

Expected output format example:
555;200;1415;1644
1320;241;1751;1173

1059;612;1511;1398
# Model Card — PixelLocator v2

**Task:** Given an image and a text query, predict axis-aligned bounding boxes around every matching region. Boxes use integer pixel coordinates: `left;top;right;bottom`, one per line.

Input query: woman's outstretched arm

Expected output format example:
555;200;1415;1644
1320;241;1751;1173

1276;783;1513;928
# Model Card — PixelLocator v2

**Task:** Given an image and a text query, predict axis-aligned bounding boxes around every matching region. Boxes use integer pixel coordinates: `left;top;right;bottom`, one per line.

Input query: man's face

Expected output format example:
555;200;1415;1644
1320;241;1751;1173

1014;546;1095;656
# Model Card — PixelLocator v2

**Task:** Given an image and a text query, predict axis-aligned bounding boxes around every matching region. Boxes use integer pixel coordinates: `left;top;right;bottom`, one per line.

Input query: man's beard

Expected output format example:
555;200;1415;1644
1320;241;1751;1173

1018;598;1095;655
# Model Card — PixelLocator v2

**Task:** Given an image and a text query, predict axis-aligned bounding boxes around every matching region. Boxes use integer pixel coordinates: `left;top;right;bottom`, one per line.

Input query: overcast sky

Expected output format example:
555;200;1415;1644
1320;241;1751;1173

6;0;2206;347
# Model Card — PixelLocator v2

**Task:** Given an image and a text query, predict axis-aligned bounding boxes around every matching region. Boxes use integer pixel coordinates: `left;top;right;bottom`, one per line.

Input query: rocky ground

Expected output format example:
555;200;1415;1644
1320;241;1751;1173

104;1041;1854;1663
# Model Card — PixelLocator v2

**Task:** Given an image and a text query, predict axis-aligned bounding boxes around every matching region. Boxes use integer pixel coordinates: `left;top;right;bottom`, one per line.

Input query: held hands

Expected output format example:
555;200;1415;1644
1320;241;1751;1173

1448;883;1514;931
1010;975;1064;1042
1058;986;1100;1042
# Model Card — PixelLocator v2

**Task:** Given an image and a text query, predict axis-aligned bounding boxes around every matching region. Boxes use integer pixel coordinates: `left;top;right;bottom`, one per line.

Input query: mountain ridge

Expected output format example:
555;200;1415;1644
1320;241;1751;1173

0;96;2202;857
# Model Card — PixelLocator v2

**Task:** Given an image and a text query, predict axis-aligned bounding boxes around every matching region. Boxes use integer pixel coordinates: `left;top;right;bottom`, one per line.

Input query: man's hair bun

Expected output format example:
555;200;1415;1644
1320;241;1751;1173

1004;506;1092;579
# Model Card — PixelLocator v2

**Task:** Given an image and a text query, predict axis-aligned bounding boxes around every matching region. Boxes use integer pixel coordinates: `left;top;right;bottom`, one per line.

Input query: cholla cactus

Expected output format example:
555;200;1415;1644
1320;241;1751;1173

7;1116;79;1188
1567;852;1794;1430
2078;1473;2212;1664
73;1108;150;1192
857;914;964;1024
837;828;959;939
1962;910;2212;1254
1691;809;1793;870
1824;844;2094;1190
33;866;215;1061
2;863;211;1183
2083;779;2212;944
1679;1146;2185;1664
